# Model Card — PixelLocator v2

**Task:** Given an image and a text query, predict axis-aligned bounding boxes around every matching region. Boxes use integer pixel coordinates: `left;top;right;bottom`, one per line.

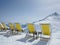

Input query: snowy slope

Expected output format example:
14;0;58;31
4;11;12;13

34;12;60;33
34;12;60;45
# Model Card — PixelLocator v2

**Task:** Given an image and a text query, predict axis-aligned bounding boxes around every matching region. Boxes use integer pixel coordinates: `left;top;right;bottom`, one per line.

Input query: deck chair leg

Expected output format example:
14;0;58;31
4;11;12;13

16;31;19;34
25;34;28;38
36;32;39;38
15;30;18;34
33;33;35;38
11;30;14;34
17;31;18;34
25;32;29;38
33;34;37;39
12;30;13;34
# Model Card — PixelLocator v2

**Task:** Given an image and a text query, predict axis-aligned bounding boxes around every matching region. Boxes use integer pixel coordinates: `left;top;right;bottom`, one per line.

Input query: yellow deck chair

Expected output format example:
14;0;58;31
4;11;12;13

1;23;7;30
28;23;36;33
27;23;37;38
9;23;15;31
8;23;15;34
15;23;23;32
40;24;51;38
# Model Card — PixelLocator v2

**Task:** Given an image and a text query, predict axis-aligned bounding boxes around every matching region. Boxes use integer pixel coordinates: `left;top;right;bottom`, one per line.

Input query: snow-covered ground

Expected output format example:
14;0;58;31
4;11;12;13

0;12;60;45
0;33;48;45
47;31;60;45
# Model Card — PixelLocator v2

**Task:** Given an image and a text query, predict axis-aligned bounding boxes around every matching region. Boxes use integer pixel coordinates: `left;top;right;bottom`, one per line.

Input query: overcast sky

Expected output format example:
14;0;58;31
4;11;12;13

0;0;60;24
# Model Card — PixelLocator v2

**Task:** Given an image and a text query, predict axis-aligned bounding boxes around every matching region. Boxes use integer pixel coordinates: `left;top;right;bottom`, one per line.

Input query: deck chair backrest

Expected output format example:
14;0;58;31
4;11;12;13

1;23;7;30
15;23;22;32
9;23;14;30
40;24;50;36
27;23;35;33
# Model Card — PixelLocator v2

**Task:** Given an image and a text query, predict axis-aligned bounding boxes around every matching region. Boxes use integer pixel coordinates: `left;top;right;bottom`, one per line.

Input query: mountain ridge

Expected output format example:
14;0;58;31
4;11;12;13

33;12;60;23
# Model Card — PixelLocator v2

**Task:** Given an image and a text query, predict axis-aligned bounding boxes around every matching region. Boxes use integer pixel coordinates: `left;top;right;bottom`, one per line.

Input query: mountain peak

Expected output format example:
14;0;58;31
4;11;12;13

52;12;59;16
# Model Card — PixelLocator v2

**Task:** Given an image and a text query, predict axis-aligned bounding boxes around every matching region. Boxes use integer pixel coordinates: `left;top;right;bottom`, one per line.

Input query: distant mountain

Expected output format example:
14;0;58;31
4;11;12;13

33;12;60;32
21;24;27;28
33;12;60;24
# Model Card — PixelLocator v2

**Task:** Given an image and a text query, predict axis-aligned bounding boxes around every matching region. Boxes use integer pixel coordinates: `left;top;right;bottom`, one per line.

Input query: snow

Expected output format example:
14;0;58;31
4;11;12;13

0;33;31;45
0;33;48;45
47;31;60;45
0;12;60;45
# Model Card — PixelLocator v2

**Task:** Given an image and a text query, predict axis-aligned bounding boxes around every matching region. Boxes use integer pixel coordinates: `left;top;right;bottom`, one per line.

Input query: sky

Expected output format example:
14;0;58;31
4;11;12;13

0;0;60;24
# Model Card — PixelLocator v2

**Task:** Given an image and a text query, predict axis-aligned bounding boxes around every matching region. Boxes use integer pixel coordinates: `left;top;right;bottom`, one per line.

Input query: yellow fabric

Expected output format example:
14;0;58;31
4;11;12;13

9;23;14;30
41;24;50;36
15;23;22;32
28;24;35;33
